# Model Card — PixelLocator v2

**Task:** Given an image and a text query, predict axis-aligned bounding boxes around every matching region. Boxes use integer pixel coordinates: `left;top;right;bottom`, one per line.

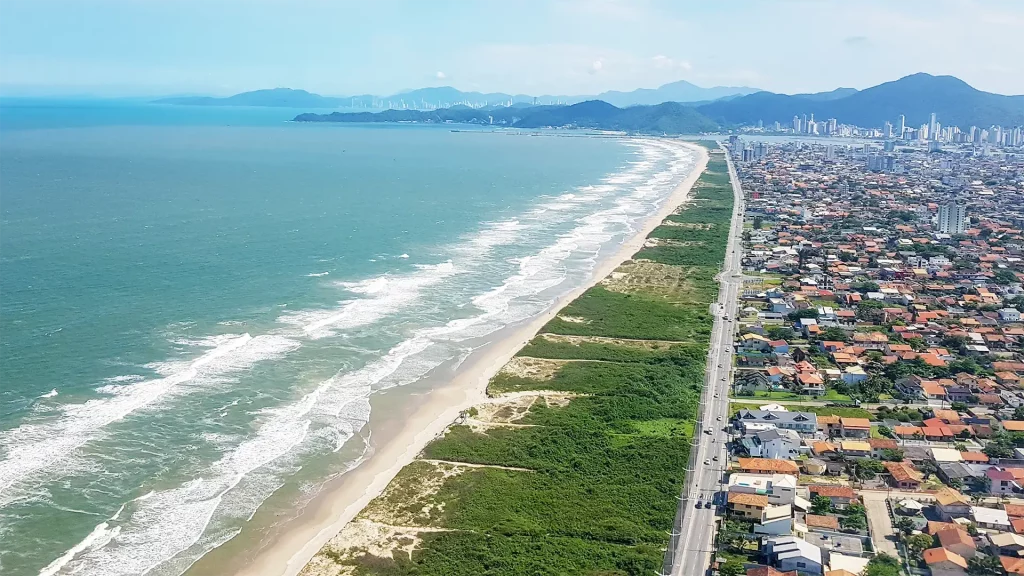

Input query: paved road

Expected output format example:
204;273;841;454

859;491;899;557
664;147;745;576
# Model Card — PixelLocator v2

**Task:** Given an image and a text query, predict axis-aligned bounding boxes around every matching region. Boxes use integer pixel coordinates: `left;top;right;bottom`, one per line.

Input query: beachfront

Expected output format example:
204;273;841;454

220;139;719;576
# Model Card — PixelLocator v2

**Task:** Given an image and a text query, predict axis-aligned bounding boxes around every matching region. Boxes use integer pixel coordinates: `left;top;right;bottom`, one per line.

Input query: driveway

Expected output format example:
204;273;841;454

860;490;899;557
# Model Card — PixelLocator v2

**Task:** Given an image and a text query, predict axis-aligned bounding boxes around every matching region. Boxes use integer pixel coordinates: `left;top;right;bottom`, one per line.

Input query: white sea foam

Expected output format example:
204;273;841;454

278;261;457;339
306;272;330;277
0;334;299;507
39;389;58;399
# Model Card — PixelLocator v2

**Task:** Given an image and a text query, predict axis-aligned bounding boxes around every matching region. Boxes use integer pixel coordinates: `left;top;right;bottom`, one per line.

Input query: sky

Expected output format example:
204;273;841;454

1;0;1023;98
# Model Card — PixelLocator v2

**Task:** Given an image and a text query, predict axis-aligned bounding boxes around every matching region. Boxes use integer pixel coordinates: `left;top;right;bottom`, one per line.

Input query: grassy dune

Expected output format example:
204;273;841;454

307;144;733;576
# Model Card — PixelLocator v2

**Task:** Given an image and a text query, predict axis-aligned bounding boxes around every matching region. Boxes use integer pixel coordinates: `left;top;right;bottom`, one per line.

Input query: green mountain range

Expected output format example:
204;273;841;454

294;74;1023;134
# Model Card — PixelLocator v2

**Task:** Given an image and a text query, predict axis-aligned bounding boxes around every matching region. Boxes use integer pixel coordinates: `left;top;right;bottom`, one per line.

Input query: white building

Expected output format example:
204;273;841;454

766;536;824;575
938;201;968;235
728;473;798;505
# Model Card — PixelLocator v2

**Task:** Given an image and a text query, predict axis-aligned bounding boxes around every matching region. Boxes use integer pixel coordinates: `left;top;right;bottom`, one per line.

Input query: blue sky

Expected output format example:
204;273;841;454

1;0;1022;97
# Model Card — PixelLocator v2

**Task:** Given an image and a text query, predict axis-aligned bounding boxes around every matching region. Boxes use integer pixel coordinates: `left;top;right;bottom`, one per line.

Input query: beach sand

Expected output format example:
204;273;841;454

219;139;710;576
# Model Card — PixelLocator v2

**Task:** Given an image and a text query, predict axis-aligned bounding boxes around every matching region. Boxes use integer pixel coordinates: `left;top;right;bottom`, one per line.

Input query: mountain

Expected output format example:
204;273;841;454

592;80;760;107
154;80;759;110
696;74;1024;129
293;99;719;135
155;88;344;108
792;87;858;101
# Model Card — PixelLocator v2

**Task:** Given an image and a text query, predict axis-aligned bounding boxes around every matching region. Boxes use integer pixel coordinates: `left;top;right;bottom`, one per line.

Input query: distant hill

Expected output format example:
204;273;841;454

592;80;760;107
792;87;858;101
294;99;719;134
154;80;760;110
155;88;344;108
696;74;1024;128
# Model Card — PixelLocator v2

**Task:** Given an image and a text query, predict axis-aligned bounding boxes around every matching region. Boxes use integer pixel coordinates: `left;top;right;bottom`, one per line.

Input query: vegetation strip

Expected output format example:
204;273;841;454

302;141;733;576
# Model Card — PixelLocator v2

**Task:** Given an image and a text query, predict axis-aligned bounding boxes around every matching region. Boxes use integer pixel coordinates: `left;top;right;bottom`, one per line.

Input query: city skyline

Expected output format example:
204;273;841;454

1;0;1023;97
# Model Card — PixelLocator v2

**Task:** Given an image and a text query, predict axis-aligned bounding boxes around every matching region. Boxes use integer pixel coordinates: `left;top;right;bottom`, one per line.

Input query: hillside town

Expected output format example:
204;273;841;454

715;136;1024;576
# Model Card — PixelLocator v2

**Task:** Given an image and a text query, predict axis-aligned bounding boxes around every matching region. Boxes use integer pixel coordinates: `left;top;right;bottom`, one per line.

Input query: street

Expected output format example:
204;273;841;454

664;146;745;576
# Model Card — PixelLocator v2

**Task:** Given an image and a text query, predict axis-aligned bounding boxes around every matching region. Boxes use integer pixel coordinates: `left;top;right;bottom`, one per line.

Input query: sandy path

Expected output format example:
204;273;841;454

230;139;710;576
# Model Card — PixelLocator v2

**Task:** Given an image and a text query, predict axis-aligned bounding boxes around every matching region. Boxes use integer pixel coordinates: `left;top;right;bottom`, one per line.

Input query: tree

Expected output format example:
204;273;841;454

720;561;746;576
811;495;832;515
865;554;902;576
994;269;1019;285
918;460;938;479
906;336;927;351
951;402;968;412
904;533;934;557
766;326;797;341
894;516;916;535
852;281;881;294
983;440;1014;459
968;555;1003;576
820;327;850;343
877;425;896;439
752;216;764;230
853;458;885;479
881;448;905;462
788;308;819;321
841;513;867;532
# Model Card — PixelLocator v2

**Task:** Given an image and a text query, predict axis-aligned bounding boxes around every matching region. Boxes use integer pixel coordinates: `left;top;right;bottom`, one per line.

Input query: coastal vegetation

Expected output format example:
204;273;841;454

302;142;733;576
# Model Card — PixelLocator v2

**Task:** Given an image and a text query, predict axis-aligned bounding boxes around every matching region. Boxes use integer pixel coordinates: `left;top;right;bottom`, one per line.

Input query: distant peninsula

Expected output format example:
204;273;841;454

293;100;721;135
154;88;345;108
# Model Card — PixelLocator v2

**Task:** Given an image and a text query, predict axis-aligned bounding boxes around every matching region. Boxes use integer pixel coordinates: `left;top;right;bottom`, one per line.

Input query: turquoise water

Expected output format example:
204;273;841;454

0;101;697;575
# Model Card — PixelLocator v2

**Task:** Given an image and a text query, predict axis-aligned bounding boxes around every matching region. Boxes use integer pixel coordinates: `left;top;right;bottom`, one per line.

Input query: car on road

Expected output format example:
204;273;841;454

705;501;713;509
716;416;722;421
713;456;719;461
704;428;712;435
695;501;702;509
703;459;710;465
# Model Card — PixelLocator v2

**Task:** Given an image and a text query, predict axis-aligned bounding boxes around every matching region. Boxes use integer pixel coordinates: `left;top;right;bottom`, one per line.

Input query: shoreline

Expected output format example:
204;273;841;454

224;139;710;576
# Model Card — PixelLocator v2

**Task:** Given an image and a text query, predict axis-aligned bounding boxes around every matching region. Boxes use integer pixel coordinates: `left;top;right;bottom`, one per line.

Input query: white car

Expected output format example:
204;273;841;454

717;416;722;421
703;460;710;466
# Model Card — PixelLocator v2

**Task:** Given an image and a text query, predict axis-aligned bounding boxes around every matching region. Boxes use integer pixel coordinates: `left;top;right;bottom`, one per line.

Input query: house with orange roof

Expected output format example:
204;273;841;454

737;458;800;475
839;417;870;438
923;547;967;576
883;461;923;489
936;527;976;559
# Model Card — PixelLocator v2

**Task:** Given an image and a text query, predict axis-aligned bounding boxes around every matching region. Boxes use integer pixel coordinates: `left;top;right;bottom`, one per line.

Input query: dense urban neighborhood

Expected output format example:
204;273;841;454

711;133;1024;576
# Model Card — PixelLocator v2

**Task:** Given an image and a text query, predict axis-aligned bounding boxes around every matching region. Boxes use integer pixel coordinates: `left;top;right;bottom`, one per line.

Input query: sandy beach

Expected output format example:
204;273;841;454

224;139;710;576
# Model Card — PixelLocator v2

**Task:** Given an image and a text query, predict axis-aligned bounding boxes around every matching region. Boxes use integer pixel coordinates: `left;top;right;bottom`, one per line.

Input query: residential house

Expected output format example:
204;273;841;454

839;417;870;438
808;485;856;510
986;468;1021;496
935;488;972;520
922;548;967;576
742;429;804;460
728;492;768;520
839;440;871;458
736;410;818;435
868;438;899;458
884;461;923;490
766;536;824;576
989;532;1024;556
737;458;801;475
728;473;798;505
936;527;976;559
972;506;1011;531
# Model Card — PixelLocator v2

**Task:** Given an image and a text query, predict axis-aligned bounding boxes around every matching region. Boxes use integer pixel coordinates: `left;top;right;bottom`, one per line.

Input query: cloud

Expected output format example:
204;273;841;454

652;55;692;71
435;71;446;79
589;59;604;74
843;35;870;46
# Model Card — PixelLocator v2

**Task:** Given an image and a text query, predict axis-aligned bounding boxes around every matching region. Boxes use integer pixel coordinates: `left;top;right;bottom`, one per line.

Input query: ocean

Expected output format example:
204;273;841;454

0;99;697;575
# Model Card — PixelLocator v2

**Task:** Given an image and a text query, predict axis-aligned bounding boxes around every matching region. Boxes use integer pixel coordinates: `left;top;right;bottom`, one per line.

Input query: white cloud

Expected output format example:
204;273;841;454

435;71;446;80
652;55;692;71
590;59;604;74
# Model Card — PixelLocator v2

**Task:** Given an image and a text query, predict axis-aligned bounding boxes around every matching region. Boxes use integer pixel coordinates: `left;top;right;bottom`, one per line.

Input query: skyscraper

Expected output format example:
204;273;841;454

938;201;967;235
929;113;937;140
898;114;906;138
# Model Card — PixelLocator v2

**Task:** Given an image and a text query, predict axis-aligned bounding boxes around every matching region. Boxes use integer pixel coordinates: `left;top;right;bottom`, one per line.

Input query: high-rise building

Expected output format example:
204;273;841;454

898;114;906;138
929;113;937;139
938;201;968;235
920;124;929;140
883;121;893;138
792;115;801;133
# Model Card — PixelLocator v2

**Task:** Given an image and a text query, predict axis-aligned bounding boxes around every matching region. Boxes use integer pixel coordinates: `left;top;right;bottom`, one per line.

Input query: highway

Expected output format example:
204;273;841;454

664;145;745;576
